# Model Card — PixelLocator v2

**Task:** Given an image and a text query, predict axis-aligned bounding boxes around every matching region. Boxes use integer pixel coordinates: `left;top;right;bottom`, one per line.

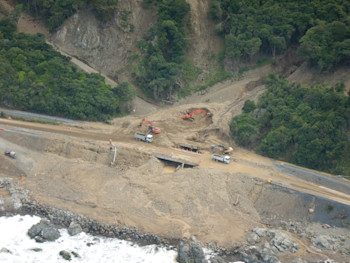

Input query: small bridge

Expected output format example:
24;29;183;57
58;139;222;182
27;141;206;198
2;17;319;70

154;153;199;168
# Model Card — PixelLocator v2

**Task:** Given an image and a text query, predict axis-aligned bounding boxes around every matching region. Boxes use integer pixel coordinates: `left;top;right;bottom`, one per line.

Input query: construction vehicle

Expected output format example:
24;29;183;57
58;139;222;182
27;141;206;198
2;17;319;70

211;145;233;155
4;151;16;159
134;132;153;143
211;154;230;164
139;118;161;134
175;143;200;153
182;109;206;120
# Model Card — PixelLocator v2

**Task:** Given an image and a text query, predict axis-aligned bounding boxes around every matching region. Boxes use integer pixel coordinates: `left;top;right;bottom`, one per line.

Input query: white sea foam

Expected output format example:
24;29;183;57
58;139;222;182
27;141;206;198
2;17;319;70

0;215;177;263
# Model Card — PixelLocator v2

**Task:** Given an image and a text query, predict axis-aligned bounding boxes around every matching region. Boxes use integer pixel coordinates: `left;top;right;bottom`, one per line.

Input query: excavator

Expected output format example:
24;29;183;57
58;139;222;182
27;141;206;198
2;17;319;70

139;118;161;134
211;145;233;155
182;109;206;120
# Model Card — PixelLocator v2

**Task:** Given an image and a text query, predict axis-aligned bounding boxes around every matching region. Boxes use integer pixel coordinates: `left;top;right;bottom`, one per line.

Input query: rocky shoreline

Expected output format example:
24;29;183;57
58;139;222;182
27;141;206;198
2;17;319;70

1;177;350;263
0;178;176;246
0;177;233;262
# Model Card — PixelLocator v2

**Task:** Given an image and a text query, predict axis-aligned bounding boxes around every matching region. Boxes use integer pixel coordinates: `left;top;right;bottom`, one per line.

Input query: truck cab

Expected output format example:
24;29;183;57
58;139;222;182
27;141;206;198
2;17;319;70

145;134;153;143
222;155;230;164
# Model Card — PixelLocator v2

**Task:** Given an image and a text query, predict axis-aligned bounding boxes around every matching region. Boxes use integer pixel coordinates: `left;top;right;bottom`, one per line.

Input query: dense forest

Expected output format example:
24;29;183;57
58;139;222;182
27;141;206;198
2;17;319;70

15;0;350;99
210;0;350;70
230;74;350;177
132;0;191;99
0;17;135;121
19;0;118;31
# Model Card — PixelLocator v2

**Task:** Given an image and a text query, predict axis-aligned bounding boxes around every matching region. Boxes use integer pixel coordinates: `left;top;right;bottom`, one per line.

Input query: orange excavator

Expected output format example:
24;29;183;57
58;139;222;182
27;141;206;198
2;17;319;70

139;118;161;134
182;109;206;120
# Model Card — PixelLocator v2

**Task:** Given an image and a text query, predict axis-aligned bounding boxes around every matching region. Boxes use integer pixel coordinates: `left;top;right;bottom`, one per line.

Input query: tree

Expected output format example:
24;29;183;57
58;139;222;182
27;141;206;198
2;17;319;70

242;100;256;113
230;74;350;176
114;82;136;102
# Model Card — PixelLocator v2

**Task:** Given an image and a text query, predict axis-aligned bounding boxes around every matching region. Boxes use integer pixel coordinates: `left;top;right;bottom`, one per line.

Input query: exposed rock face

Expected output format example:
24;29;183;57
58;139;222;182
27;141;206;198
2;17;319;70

239;228;300;263
177;236;208;263
51;1;157;79
311;235;350;252
27;218;61;242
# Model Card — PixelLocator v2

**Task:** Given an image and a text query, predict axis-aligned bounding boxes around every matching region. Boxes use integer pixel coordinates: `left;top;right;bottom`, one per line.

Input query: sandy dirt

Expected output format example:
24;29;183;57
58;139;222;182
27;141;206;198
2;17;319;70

1;1;350;257
1;88;350;248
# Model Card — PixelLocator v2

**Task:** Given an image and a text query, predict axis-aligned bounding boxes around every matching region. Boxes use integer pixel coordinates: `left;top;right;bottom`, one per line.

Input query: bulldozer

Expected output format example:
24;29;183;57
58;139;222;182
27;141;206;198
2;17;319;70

139;118;161;134
211;145;233;155
182;109;206;120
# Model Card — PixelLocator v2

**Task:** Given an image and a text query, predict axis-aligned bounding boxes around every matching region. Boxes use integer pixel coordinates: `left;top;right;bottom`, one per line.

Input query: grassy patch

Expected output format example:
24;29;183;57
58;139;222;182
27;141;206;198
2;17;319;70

326;203;334;213
0;112;59;125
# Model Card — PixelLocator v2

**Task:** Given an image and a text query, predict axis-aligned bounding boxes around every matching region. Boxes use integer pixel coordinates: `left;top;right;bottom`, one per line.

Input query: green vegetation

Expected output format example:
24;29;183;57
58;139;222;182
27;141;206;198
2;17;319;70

327;204;335;213
18;0;118;31
0;18;135;121
210;0;350;70
0;111;58;125
230;74;350;177
132;0;191;99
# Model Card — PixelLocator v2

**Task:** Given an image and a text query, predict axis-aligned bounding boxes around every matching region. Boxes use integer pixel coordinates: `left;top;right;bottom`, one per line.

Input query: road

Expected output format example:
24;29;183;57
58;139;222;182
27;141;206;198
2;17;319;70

1;118;350;207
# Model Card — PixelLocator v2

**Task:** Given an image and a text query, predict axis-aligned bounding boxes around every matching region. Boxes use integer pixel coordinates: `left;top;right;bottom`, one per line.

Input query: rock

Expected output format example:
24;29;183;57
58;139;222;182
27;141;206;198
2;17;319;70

177;236;208;263
30;248;43;252
270;231;299;253
311;235;336;250
210;255;226;263
0;247;12;254
247;233;260;245
261;247;278;263
68;221;83;236
59;250;71;261
28;218;61;242
253;228;268;238
239;246;280;263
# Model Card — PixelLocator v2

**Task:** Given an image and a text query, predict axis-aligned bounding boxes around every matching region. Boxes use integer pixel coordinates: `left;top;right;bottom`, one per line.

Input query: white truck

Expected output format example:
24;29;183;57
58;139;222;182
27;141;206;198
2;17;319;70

134;132;153;143
211;154;230;164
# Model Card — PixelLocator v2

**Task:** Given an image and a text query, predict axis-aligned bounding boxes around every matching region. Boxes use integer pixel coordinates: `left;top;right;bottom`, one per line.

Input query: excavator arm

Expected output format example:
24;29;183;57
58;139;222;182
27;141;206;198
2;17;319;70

189;109;206;117
211;145;233;155
140;118;161;134
183;109;206;120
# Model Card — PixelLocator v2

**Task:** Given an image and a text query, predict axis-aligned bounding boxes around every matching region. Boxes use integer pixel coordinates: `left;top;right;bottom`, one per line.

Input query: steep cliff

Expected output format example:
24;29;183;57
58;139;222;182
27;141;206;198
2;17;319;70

51;1;157;82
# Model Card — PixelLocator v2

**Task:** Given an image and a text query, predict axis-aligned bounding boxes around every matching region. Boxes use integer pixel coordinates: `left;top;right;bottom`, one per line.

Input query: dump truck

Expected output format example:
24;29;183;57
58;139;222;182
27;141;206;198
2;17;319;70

134;132;153;143
211;154;230;164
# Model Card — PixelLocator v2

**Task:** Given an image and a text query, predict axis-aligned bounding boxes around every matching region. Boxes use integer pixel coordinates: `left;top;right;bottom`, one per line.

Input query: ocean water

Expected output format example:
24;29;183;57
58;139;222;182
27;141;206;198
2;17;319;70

0;215;178;263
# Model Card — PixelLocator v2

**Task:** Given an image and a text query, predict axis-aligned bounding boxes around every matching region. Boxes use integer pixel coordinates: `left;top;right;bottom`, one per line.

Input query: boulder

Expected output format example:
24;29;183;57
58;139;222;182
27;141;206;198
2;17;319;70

177;236;208;263
253;228;268;238
210;255;226;263
311;235;336;250
28;218;60;242
270;231;299;253
0;247;12;254
68;221;83;236
247;233;260;245
239;246;280;263
59;250;71;261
